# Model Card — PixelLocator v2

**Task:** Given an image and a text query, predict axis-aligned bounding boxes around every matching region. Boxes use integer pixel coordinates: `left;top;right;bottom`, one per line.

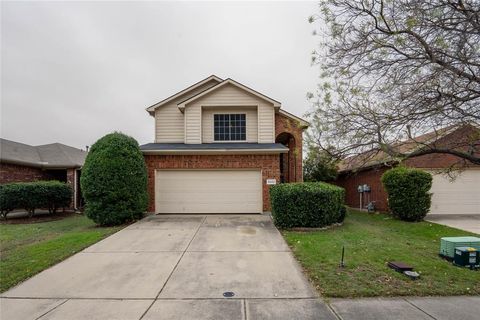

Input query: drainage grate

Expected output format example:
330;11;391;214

223;291;235;298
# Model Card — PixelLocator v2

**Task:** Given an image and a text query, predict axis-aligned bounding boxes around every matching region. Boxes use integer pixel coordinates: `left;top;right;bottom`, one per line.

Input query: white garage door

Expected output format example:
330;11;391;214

429;169;480;215
155;170;262;214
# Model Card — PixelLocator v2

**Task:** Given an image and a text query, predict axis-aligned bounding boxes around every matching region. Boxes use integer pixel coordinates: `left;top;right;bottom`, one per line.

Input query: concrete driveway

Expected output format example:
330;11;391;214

426;214;480;234
0;214;337;320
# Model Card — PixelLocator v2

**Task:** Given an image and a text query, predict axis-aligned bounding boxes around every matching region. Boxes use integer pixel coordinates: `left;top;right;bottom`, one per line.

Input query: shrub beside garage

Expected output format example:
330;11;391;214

381;167;432;222
0;181;72;219
270;182;346;228
80;132;148;226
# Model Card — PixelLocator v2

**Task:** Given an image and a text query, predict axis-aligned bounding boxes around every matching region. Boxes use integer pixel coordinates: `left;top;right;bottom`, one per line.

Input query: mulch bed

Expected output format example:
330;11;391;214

0;211;80;225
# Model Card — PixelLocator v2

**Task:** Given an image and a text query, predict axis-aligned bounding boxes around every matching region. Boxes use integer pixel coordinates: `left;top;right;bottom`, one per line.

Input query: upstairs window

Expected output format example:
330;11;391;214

214;114;246;141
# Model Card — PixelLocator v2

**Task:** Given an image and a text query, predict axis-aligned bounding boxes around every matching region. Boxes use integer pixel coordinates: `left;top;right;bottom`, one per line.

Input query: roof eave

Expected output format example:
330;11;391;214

141;148;288;155
338;159;398;174
177;78;282;110
145;75;223;115
0;159;82;169
278;109;310;128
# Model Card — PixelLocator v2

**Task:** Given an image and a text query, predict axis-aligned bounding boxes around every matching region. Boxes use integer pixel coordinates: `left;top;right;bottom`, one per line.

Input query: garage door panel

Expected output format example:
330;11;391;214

157;203;260;214
155;170;262;214
158;184;260;193
429;170;480;215
156;192;260;202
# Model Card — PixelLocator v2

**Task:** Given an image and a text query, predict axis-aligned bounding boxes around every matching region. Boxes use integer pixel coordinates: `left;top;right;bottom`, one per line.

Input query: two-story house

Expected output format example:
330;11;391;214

141;75;309;214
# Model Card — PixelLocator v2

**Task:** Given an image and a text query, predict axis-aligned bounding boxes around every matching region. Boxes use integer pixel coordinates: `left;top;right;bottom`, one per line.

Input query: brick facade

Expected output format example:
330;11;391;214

144;154;280;212
0;163;53;184
336;125;480;212
66;168;76;209
275;113;304;182
335;167;390;212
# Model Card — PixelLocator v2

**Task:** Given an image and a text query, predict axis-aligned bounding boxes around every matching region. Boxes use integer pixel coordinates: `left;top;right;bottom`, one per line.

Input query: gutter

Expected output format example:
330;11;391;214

0;159;82;169
338;160;398;174
141;148;288;155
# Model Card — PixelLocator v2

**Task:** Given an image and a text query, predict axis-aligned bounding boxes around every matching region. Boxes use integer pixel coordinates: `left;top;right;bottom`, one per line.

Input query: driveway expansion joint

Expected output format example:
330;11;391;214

34;299;68;320
403;298;438;320
138;215;207;320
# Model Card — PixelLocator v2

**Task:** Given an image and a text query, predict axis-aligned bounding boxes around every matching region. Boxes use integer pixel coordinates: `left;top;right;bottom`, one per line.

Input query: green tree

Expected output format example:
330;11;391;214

308;0;480;165
303;146;337;182
80;132;148;226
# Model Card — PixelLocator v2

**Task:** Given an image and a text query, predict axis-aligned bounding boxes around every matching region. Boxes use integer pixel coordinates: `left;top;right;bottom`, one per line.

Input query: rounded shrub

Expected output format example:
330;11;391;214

80;132;148;226
269;182;346;228
381;167;432;222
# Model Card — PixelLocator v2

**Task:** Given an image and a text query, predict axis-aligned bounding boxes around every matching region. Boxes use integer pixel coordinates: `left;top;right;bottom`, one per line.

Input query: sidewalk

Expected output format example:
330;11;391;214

328;296;480;320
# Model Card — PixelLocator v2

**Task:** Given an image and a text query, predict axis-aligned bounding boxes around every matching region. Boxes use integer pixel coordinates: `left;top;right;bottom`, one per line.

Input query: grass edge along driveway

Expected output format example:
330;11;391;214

0;214;122;292
283;209;480;298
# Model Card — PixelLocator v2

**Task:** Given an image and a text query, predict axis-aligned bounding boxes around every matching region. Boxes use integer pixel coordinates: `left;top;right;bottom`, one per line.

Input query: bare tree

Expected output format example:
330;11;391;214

308;0;480;166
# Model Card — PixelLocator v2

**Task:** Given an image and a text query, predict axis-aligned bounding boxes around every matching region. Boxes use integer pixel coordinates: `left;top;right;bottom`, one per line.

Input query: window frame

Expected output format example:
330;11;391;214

213;113;247;142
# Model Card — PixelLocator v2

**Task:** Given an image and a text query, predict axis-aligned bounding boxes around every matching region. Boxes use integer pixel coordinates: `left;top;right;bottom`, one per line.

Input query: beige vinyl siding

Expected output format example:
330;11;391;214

185;83;275;144
155;170;262;214
257;104;275;143
202;107;258;143
155;80;218;143
184;104;202;144
155;104;184;143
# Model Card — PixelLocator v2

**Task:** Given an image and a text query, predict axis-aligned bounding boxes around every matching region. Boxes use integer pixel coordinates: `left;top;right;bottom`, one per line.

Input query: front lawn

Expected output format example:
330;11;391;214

0;214;122;292
283;209;480;298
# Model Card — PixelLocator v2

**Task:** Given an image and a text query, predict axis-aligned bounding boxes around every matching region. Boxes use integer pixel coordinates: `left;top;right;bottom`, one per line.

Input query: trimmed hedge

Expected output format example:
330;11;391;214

80;132;148;226
0;181;72;219
270;182;346;228
381;167;432;222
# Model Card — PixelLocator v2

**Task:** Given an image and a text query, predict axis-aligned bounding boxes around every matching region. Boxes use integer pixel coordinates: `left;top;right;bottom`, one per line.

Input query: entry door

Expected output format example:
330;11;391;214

155;170;262;214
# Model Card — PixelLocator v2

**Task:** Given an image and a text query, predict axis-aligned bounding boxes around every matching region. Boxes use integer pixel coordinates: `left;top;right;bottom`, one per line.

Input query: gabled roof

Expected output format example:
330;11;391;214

0;138;86;168
278;109;310;128
177;78;282;110
146;75;222;115
337;124;478;172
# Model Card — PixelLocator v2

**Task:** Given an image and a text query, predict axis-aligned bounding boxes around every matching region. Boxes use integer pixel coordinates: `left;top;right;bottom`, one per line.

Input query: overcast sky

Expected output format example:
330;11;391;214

1;1;320;149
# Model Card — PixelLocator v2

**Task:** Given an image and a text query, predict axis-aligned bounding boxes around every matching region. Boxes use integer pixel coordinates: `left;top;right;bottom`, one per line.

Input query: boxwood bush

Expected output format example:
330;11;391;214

381;167;432;222
80;132;148;226
0;181;72;219
270;182;346;228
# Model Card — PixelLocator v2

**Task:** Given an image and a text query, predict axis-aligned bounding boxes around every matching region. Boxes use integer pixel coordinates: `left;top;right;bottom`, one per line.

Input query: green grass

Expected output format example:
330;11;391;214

0;214;122;292
283;209;480;298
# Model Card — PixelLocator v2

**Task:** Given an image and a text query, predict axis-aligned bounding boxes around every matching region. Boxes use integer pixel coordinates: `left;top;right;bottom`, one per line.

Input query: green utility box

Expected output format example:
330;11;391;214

440;237;480;258
453;247;479;269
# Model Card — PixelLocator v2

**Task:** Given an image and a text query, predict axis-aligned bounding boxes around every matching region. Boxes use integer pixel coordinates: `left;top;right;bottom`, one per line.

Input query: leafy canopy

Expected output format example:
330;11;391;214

308;0;480;166
303;146;338;182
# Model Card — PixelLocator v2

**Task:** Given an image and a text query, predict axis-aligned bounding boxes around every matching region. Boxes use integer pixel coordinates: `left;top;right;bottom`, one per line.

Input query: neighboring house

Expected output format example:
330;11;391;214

335;125;480;215
141;75;309;214
0;138;86;210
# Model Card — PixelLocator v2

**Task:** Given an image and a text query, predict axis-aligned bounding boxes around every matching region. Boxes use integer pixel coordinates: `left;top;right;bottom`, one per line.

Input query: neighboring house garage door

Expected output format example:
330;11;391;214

429;169;480;215
155;170;262;214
